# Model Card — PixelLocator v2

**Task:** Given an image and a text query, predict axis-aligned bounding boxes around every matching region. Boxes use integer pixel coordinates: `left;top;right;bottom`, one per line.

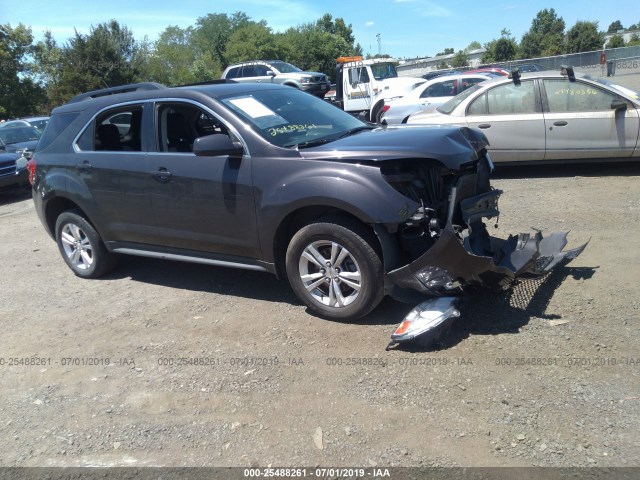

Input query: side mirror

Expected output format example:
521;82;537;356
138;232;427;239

611;99;628;112
266;70;275;77
193;134;243;157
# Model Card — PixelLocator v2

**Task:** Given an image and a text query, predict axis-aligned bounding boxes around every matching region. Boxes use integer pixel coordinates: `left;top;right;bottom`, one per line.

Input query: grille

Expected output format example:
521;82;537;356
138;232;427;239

0;158;17;178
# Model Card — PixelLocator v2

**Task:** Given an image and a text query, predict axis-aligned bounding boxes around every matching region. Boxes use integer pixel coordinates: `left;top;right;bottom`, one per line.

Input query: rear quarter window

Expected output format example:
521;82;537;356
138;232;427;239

36;112;80;151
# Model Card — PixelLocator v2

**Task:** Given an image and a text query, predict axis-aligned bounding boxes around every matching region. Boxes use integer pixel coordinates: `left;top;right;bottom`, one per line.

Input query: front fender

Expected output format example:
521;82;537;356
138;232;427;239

254;159;420;261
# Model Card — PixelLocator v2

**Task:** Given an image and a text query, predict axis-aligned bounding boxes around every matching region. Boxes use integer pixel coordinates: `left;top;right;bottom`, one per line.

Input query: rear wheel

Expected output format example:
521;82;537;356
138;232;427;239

55;211;118;278
286;217;384;320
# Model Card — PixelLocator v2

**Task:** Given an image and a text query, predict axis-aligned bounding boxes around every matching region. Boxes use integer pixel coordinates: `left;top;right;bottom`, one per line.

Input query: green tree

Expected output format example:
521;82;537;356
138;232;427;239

465;41;482;52
519;8;566;58
225;22;281;64
0;23;46;118
33;30;64;110
450;50;468;67
52;20;143;103
607;35;625;48
316;13;356;48
438;60;448;69
482;29;517;63
566;21;604;53
436;47;454;56
191;12;251;69
607;20;623;33
144;26;202;86
627;33;640;46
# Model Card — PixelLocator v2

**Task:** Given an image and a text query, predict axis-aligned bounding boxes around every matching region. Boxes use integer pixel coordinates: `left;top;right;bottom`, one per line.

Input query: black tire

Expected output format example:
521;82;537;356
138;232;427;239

286;217;384;320
54;210;118;278
371;102;384;124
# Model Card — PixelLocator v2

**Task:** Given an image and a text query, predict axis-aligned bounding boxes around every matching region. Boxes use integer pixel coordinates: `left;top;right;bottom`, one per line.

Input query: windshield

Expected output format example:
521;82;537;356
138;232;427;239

269;61;302;73
437;84;482;115
370;63;398;80
0;126;41;145
221;88;366;148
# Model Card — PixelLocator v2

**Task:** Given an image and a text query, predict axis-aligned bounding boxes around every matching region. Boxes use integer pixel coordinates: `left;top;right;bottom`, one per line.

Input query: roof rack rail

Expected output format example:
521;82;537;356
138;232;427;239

173;79;238;87
67;82;166;104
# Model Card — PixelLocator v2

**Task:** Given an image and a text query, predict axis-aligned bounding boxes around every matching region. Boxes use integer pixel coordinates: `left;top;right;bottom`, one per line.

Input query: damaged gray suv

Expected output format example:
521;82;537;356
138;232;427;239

29;81;586;345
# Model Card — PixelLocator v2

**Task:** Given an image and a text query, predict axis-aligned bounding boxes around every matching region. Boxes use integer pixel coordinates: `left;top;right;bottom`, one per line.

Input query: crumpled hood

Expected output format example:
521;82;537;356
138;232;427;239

299;125;489;170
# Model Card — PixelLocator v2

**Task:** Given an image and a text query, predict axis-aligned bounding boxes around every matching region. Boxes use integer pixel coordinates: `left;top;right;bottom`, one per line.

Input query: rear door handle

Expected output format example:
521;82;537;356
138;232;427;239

151;168;172;183
553;121;568;126
75;161;92;173
478;124;491;129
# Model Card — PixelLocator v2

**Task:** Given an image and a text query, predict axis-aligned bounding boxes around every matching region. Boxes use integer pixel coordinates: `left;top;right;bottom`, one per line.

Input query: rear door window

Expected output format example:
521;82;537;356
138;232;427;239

543;79;622;112
76;105;144;152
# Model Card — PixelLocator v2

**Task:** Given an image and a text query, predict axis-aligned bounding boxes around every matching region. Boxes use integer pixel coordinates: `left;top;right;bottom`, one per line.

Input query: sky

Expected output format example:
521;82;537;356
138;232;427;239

3;0;639;59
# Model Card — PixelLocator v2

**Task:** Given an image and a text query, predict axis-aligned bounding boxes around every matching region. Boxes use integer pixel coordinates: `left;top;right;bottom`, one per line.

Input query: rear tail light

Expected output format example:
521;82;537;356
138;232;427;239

27;155;36;185
383;105;391;113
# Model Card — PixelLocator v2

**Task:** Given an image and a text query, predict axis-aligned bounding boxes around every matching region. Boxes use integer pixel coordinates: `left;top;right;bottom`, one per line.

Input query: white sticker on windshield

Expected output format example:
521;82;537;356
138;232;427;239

229;97;277;118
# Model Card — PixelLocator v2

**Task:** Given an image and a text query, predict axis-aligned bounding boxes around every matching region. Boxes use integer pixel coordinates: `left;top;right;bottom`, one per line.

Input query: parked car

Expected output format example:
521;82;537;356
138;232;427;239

464;67;510;76
421;70;461;81
0;116;50;131
0;125;42;158
221;60;331;98
29;81;584;329
516;63;542;73
0;151;29;192
407;68;640;163
381;74;493;125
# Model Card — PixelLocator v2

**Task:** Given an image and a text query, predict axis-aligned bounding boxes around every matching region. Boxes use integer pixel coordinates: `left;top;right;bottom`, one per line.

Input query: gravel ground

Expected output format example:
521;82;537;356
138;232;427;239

0;160;638;470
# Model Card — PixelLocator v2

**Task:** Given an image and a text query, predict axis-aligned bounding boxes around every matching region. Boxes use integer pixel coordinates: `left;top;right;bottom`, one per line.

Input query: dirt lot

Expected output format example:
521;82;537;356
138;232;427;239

0;160;639;471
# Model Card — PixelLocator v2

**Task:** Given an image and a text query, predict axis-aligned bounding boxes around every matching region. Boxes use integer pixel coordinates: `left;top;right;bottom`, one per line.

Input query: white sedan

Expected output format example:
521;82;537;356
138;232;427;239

381;74;495;124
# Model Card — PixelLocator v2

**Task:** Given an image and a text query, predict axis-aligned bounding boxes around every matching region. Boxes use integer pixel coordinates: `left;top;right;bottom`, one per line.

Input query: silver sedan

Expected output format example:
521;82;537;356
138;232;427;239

407;69;640;163
381;74;494;125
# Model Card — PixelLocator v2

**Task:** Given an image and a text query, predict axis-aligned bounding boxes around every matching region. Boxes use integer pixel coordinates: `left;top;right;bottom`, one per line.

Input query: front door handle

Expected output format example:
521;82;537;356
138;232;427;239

151;168;172;183
553;121;568;126
478;124;491;129
75;161;93;173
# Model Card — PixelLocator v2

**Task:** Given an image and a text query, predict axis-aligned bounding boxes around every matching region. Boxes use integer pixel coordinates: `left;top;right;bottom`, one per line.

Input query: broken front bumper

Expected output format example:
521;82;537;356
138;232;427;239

385;187;588;347
388;227;588;295
388;184;588;296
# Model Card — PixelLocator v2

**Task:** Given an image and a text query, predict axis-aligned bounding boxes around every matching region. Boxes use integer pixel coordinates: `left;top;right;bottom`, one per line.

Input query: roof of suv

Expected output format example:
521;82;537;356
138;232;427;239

53;82;285;115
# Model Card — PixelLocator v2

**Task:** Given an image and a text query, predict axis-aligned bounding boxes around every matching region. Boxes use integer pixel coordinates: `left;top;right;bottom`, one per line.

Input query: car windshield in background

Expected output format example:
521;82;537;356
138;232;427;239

594;78;640;101
371;63;398;80
0;126;41;145
437;84;482;115
270;61;302;73
221;88;366;148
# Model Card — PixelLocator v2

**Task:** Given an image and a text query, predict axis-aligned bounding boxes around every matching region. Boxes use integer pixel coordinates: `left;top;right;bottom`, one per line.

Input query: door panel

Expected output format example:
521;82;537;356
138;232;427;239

147;102;260;258
75;103;155;243
465;80;545;162
542;79;640;160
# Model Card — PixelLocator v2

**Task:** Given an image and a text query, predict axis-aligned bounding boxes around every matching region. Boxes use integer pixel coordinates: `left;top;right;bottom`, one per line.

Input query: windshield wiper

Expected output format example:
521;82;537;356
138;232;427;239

294;126;374;149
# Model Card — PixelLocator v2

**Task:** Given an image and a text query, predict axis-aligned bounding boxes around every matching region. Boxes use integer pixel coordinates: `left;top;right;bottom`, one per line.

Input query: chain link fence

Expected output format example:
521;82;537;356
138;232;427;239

398;46;640;79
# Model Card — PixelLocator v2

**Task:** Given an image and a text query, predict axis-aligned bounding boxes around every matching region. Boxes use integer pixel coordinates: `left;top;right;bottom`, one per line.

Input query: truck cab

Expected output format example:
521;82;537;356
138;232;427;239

332;56;425;122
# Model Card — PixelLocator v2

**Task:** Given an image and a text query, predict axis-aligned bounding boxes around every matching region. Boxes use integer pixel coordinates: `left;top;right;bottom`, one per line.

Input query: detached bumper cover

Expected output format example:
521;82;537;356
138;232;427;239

389;228;587;295
387;185;588;295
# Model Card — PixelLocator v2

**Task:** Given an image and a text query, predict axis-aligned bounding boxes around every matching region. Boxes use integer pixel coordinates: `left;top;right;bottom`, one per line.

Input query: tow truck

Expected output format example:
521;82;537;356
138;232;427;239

330;56;425;123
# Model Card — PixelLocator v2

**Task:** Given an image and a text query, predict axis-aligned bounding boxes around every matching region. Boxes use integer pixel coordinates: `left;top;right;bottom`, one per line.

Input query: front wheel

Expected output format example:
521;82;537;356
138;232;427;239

55;211;118;278
286;218;384;320
370;102;384;124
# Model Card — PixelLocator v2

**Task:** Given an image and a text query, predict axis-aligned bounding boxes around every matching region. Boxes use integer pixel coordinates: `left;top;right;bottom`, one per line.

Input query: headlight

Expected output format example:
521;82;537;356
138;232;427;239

391;297;460;344
16;156;28;170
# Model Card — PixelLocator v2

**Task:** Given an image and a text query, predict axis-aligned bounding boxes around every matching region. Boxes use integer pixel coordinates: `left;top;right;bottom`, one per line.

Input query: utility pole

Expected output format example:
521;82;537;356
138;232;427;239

376;33;381;56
